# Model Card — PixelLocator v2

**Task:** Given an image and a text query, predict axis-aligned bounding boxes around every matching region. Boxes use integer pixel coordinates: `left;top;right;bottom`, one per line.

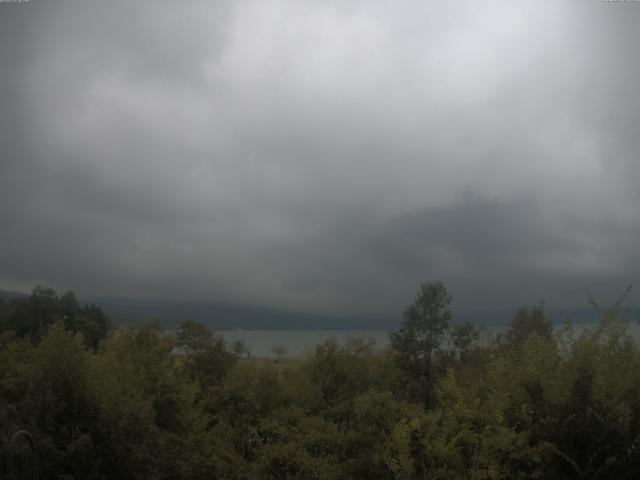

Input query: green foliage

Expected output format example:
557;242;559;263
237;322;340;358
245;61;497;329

2;283;640;478
502;304;552;349
0;286;111;348
176;320;239;391
176;319;214;352
390;280;452;408
451;321;481;360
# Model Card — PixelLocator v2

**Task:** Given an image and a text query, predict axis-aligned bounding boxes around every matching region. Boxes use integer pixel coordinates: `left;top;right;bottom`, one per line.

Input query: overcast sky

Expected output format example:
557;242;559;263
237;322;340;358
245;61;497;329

1;0;640;319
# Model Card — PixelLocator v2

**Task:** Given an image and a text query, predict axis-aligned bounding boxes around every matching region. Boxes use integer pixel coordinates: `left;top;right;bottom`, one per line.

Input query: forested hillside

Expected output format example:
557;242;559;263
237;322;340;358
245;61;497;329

1;284;640;479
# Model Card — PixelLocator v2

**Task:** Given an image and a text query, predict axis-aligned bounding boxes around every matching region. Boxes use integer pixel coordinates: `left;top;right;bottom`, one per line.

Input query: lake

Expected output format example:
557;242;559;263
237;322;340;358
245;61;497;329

218;322;640;358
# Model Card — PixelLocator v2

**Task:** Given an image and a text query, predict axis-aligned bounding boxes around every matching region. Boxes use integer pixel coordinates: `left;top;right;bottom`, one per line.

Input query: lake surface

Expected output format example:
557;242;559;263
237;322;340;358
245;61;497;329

219;322;640;358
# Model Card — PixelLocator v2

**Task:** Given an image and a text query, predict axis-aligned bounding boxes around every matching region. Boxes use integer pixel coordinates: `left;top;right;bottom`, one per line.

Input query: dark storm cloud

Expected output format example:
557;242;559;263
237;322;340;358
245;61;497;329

2;0;640;318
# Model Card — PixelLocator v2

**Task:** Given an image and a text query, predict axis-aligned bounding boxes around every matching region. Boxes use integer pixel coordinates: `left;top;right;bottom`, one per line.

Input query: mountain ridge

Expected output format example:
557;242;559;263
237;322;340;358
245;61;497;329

2;288;636;329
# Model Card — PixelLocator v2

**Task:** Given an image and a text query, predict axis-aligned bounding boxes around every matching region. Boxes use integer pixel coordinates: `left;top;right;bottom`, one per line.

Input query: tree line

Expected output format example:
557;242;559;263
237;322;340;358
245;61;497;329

1;282;640;479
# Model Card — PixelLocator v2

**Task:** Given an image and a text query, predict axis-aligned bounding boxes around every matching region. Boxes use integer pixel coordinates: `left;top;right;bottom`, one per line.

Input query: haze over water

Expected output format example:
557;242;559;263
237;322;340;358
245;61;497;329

219;321;640;357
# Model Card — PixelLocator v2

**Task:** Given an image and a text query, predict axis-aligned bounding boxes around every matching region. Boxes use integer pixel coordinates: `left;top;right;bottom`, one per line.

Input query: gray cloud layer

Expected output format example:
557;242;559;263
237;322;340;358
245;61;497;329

1;0;640;318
